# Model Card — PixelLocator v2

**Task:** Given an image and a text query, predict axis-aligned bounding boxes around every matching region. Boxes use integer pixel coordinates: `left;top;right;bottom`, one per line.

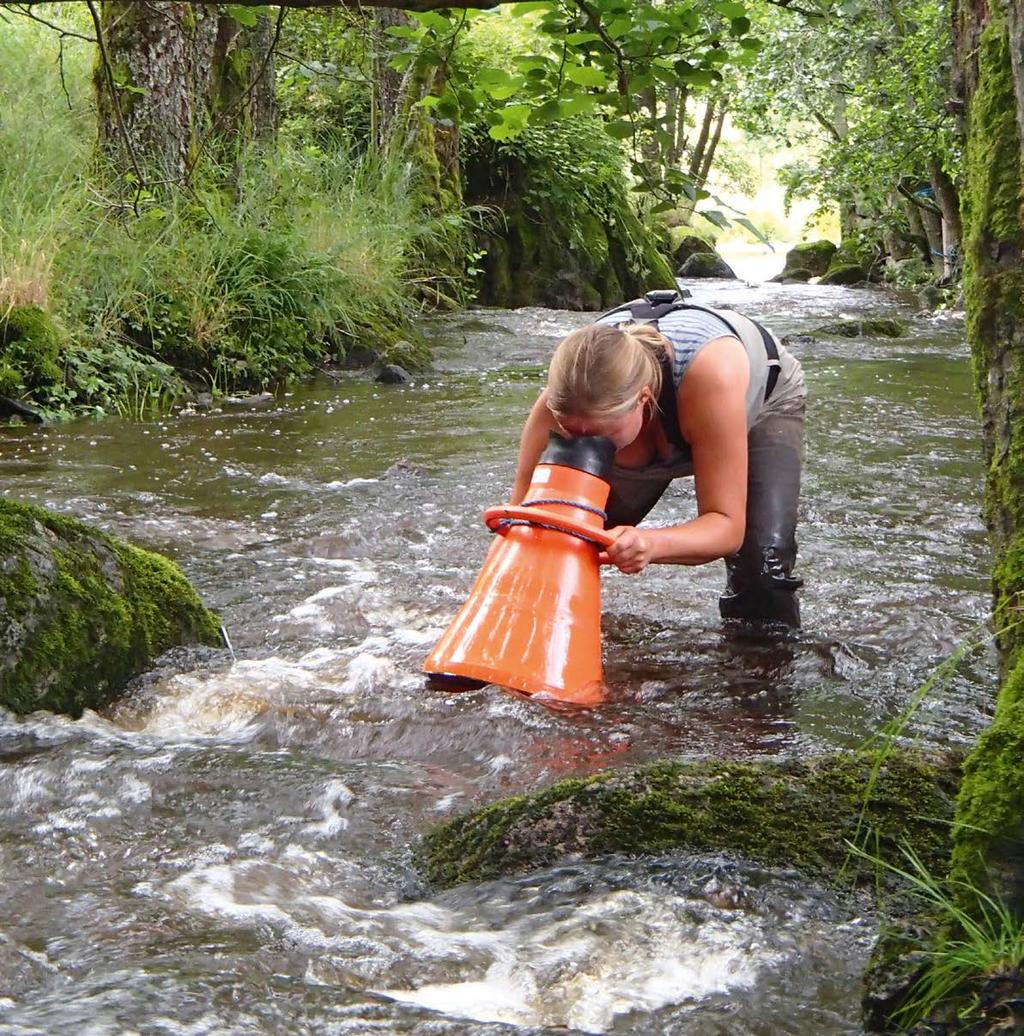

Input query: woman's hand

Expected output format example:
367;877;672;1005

600;526;654;574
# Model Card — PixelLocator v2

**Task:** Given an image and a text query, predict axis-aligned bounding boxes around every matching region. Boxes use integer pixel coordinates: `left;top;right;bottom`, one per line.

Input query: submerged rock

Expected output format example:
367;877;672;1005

375;363;412;385
0;499;221;716
420;751;959;890
820;262;870;286
812;318;910;338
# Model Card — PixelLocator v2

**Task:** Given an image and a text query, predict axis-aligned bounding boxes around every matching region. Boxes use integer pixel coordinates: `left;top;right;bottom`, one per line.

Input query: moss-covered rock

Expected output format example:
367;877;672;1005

773;239;837;281
0;498;222;716
819;262;870;286
812;318;910;338
420;751;959;890
465;120;675;311
671;231;717;270
0;305;63;397
679;251;737;279
773;268;813;284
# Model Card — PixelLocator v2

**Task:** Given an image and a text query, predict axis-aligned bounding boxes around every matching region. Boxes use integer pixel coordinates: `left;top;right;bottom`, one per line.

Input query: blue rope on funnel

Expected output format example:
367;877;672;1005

489;498;609;547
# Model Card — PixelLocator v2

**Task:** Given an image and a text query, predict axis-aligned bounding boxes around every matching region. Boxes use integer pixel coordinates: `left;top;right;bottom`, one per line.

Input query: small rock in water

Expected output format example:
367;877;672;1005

701;870;750;911
386;458;427;477
222;392;275;407
375;364;412;385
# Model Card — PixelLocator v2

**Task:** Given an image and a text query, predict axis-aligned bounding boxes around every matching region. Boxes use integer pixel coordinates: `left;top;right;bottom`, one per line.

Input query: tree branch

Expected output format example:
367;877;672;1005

86;0;148;212
1;3;97;42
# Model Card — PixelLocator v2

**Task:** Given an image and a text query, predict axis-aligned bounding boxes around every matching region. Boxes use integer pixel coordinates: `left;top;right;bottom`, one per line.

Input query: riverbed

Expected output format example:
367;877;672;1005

0;278;991;1034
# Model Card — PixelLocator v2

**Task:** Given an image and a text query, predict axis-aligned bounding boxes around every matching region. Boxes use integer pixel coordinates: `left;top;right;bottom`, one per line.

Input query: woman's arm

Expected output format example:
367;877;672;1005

511;389;561;504
604;336;749;573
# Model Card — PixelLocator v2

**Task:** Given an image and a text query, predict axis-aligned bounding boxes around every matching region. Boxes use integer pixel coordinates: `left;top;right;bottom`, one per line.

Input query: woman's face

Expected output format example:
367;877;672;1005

555;390;651;450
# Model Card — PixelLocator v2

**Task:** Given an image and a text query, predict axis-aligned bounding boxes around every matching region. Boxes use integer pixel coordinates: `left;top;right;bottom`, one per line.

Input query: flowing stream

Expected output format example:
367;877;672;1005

0;275;993;1034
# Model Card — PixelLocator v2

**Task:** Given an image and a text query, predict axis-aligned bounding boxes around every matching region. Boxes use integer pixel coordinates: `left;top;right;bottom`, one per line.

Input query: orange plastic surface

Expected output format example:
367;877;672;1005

423;462;612;705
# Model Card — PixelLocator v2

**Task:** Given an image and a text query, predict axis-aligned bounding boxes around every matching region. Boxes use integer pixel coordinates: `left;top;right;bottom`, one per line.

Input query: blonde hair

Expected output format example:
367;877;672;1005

546;322;665;420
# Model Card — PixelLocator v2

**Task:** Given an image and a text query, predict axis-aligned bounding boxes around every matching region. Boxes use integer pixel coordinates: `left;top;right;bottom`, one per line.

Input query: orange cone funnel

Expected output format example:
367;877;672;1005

423;434;616;706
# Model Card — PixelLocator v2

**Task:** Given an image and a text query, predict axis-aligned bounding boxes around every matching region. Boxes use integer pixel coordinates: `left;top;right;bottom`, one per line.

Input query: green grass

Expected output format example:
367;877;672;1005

0;8;465;416
850;840;1024;1027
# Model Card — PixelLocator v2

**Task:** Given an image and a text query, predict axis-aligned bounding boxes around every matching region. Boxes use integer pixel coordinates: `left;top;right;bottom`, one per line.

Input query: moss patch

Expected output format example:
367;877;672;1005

0;498;221;716
785;240;837;277
420;751;959;890
0;305;63;396
820;263;869;286
812;318;910;338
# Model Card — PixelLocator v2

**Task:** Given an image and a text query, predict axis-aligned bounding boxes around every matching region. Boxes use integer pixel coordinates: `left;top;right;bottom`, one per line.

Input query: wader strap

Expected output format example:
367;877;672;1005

755;322;782;401
656;353;686;450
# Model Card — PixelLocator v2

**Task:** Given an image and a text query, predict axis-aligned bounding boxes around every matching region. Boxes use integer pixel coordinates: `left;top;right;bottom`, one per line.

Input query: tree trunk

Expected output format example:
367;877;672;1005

949;0;1024;918
373;8;409;149
687;100;715;182
697;104;726;186
94;1;276;186
207;11;278;149
928;156;961;280
95;2;216;182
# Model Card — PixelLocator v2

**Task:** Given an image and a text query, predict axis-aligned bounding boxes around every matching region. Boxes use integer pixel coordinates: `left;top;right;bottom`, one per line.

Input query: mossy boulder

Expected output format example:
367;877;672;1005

420;751;959;890
0;498;222;716
670;231;717;270
811;318;910;338
464;124;675;311
474;196;674;310
820;262;870;286
772;240;837;282
679;251;737;279
773;267;813;284
0;305;63;398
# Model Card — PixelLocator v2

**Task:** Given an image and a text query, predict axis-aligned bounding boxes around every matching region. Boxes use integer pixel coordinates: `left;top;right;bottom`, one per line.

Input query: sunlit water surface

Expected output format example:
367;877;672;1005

0;278;991;1034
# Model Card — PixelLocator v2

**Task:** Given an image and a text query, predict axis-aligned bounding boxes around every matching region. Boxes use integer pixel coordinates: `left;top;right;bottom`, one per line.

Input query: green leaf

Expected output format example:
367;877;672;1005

565;64;608;88
510;1;552;14
532;98;563;123
735;216;770;244
713;1;747;17
700;209;731;229
412;10;452;32
739;37;763;51
560;94;596;116
388;52;415;72
489;80;525;100
225;4;261;27
384;25;423;39
607;17;632;38
604;119;635;139
477;68;526;99
685;68;718;86
730;16;751;35
565;31;602;43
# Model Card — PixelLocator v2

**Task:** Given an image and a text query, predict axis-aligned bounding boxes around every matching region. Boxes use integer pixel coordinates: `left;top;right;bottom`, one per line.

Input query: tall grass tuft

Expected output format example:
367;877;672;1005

849;840;1024;1027
0;14;92;311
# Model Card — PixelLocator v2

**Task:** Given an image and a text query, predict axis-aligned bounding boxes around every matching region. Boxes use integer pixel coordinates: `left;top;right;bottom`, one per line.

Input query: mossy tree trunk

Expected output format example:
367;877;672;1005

949;0;1024;916
372;8;409;150
95;1;277;185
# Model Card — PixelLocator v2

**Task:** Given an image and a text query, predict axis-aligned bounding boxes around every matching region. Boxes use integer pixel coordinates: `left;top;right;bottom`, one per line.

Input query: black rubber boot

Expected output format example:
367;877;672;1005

720;548;802;628
719;413;805;629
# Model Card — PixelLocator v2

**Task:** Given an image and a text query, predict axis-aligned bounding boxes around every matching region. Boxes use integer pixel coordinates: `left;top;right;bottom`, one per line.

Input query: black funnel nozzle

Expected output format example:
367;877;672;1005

539;432;615;480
